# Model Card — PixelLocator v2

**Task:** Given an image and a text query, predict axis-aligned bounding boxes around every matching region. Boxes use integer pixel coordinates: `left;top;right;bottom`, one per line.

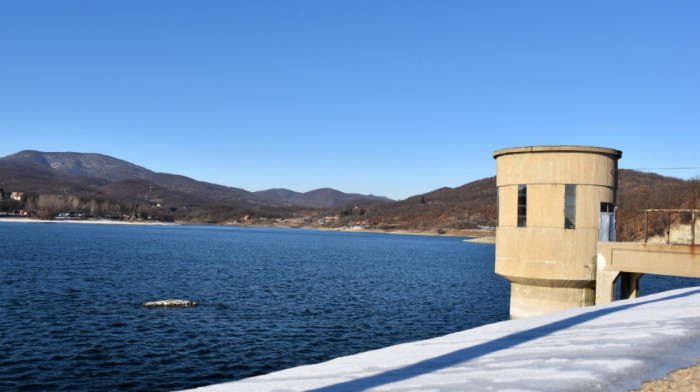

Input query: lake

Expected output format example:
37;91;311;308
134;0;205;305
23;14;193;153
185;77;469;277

1;222;697;391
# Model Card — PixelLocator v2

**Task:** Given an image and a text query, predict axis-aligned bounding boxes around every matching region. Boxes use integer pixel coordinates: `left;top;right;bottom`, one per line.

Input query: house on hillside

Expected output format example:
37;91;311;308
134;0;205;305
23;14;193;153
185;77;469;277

10;192;24;201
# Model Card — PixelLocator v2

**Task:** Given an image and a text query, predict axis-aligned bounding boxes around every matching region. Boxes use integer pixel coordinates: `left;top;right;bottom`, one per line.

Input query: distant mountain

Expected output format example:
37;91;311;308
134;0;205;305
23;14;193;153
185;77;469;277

0;150;148;178
615;169;696;241
341;170;697;239
2;150;694;235
0;150;392;211
255;187;393;208
354;176;498;231
254;188;301;203
0;150;262;206
0;161;109;195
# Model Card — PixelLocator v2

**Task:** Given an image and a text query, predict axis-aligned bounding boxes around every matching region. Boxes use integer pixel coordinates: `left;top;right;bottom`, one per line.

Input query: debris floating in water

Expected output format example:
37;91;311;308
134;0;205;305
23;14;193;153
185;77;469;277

143;299;198;307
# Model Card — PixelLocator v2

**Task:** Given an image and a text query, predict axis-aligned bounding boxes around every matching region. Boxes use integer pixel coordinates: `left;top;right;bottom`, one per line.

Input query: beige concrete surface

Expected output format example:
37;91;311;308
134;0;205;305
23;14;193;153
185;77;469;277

596;241;700;305
494;146;621;318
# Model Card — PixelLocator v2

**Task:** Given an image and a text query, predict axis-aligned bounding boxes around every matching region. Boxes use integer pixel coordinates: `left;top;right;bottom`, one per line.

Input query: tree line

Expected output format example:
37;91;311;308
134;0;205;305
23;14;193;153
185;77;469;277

0;190;174;221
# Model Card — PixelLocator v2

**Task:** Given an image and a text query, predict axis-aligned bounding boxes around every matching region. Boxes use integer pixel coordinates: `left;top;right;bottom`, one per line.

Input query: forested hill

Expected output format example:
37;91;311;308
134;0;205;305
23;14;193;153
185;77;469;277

1;150;696;239
254;188;392;208
335;176;498;232
0;150;392;221
616;170;697;241
319;170;698;241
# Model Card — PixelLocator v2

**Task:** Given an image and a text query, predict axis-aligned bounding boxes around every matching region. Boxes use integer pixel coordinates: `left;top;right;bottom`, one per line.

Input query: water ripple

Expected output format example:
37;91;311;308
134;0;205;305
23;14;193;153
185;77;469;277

1;223;697;391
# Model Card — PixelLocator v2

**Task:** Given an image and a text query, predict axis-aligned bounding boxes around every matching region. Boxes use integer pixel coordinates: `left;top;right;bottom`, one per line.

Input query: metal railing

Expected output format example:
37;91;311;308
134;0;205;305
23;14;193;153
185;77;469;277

642;209;698;245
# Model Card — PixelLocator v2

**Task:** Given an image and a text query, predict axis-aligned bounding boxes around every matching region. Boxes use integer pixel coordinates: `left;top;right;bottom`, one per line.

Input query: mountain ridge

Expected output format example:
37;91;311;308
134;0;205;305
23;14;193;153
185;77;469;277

1;150;696;242
0;150;393;210
255;187;392;208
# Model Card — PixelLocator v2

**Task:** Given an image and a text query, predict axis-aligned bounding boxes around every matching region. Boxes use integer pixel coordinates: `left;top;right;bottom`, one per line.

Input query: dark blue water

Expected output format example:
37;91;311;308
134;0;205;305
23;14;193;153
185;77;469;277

0;223;698;392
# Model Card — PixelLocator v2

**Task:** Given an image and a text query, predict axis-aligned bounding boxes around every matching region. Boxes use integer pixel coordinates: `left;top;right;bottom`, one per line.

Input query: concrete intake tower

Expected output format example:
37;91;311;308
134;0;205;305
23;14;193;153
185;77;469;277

493;146;622;319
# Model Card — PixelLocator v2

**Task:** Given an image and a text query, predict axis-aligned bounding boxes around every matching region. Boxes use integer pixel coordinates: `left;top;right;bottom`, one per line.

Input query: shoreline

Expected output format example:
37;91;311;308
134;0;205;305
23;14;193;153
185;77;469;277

0;217;178;226
311;226;495;238
462;235;496;244
0;216;495;239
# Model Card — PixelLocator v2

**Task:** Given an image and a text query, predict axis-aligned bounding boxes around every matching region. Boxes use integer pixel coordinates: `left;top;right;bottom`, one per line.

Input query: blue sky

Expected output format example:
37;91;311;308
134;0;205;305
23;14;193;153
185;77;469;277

1;1;698;200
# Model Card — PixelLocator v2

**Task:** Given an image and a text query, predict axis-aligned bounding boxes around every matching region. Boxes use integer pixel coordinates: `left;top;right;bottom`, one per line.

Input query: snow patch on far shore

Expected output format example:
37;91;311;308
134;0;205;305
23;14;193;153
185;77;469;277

0;217;177;226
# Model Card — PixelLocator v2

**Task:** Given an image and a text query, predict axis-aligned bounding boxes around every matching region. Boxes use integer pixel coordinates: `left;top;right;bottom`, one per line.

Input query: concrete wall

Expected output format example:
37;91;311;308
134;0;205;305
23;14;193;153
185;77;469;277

596;241;700;305
494;146;622;318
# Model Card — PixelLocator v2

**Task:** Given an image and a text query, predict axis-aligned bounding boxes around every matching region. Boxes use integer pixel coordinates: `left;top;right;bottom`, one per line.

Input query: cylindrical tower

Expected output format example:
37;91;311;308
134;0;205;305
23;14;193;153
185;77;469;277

493;146;622;318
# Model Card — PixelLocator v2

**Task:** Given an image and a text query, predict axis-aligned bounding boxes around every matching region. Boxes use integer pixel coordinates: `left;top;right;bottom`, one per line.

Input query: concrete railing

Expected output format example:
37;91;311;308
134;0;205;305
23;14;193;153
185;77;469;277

596;241;699;305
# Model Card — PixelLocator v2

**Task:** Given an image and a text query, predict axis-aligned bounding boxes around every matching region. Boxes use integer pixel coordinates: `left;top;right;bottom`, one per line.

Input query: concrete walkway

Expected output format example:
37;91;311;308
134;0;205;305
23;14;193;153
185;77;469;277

183;287;700;392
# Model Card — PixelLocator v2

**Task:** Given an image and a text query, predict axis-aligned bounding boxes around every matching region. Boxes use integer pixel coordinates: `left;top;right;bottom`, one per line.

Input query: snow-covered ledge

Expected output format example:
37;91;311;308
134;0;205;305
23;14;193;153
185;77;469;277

182;287;700;392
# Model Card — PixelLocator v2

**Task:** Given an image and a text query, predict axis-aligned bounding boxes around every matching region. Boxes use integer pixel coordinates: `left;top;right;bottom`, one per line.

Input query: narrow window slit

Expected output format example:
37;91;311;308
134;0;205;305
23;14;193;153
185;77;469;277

517;185;527;227
565;185;576;229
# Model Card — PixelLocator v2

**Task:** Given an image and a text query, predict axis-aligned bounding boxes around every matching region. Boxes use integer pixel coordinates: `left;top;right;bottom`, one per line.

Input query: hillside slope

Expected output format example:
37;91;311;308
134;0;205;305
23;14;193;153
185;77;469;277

0;151;393;218
317;170;697;240
0;150;266;207
1;150;696;235
616;170;698;241
355;176;498;231
255;188;392;208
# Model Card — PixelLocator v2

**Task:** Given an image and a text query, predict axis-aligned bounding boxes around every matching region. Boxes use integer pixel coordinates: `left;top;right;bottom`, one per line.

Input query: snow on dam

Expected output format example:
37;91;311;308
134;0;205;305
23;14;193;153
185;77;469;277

181;286;700;392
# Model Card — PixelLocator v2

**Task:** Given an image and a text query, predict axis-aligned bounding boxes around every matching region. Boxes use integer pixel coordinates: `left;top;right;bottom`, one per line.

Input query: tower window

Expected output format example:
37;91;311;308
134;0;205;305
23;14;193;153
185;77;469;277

565;185;576;229
517;185;527;227
496;187;500;227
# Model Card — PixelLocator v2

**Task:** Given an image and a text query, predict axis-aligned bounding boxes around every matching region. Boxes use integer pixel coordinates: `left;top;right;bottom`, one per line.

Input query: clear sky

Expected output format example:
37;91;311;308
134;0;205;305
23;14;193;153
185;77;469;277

1;1;698;200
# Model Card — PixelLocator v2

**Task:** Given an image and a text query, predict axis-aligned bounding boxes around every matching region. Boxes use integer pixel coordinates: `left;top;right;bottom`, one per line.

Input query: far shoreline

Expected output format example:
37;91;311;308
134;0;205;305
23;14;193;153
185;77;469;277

0;216;495;240
0;217;177;226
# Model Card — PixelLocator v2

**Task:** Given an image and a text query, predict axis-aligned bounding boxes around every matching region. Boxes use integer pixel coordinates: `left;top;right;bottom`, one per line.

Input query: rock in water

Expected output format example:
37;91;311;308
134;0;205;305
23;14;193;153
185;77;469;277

143;299;197;307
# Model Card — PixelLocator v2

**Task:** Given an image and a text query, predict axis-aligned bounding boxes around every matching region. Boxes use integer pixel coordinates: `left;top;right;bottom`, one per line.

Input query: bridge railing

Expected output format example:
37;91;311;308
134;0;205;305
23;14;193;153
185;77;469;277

642;209;698;246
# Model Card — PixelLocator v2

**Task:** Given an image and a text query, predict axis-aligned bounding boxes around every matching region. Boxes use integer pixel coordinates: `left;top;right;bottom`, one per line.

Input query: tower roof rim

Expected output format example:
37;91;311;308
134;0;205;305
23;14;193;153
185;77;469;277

493;145;622;159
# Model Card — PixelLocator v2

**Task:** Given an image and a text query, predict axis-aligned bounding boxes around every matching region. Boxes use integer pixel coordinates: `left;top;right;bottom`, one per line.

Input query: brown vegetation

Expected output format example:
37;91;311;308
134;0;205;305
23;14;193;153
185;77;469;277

316;177;497;232
616;171;699;241
313;171;698;241
1;150;697;238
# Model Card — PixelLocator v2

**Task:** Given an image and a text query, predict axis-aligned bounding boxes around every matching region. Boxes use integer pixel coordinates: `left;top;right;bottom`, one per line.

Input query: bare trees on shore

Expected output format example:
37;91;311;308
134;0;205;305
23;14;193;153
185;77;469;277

1;192;174;221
